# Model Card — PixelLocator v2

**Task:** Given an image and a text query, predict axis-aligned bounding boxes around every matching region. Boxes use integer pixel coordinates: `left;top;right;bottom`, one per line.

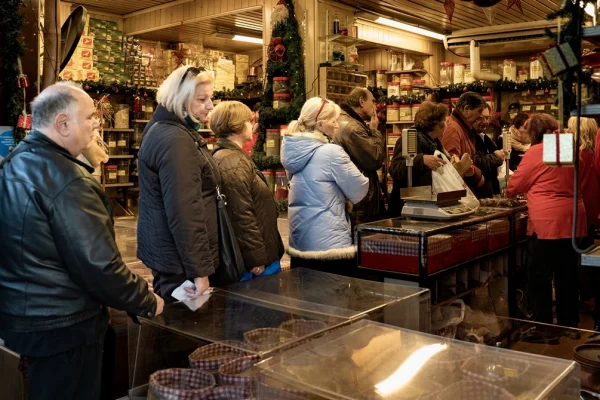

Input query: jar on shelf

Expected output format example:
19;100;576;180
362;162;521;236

104;164;118;184
388;82;400;97
266;128;281;157
273;93;291;109
388;134;400;147
375;70;388;89
114;104;129;129
117;160;129;184
399;104;412;121
387;105;399;122
105;131;118;155
399;74;413;86
133;124;143;148
464;66;474;84
117;132;129;155
263;171;276;194
530;56;543;79
440;62;453;86
400;85;412;97
273;76;291;94
412;80;425;96
453;63;465;84
518;70;528;83
275;172;288;200
503;59;517;82
412;102;421;120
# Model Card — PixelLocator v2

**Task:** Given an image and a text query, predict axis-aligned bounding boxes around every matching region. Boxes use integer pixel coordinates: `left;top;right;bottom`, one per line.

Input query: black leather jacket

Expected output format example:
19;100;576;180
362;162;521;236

0;132;156;332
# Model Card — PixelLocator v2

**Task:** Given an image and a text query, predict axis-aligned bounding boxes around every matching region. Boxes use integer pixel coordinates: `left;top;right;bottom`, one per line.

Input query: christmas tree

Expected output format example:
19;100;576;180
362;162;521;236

252;0;306;171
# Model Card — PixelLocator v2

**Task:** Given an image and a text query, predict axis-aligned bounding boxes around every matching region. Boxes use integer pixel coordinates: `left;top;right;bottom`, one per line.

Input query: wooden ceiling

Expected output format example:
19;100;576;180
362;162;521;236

63;0;176;16
133;8;263;52
339;0;564;33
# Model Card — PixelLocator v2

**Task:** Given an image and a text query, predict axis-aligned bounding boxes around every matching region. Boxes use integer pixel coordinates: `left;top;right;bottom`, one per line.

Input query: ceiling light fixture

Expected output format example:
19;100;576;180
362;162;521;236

232;35;263;44
374;17;445;41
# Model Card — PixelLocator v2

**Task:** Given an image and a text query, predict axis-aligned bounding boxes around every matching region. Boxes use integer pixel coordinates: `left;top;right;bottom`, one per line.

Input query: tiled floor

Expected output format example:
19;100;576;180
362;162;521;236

115;214;290;289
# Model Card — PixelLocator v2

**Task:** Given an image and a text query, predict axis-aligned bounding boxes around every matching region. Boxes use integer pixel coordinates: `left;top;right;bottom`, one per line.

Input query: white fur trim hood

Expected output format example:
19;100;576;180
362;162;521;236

286;245;357;260
284;130;329;143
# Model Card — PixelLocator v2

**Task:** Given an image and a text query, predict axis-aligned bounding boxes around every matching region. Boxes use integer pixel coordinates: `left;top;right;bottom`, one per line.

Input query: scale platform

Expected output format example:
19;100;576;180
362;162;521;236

400;186;476;220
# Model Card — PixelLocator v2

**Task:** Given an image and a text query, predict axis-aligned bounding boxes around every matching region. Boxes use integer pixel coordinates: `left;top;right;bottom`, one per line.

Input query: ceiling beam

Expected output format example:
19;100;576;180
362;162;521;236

126;5;262;36
123;0;194;19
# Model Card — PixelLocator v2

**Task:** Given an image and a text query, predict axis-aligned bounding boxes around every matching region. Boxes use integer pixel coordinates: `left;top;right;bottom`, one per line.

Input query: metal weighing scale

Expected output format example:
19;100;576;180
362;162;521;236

398;128;476;220
400;186;476;220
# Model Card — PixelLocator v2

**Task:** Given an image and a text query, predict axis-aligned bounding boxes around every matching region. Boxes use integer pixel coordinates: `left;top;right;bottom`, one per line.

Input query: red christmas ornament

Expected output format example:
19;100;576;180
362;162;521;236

84;85;91;90
463;87;468;92
144;92;148;98
114;89;119;94
527;90;531;95
487;88;492;93
545;88;549;93
444;0;455;22
507;0;523;14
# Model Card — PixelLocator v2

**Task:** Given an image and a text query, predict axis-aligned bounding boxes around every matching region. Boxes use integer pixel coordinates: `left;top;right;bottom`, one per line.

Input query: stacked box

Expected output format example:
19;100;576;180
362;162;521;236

87;18;132;83
60;34;97;81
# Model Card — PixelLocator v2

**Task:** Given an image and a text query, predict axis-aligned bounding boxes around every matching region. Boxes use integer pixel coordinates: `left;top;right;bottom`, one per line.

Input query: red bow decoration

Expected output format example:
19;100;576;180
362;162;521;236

507;0;523;13
444;0;455;22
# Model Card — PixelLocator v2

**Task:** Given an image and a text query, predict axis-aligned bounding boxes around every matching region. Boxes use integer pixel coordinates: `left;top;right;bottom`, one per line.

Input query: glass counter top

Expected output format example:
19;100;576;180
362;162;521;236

357;206;523;236
220;268;430;322
141;290;350;357
255;319;580;400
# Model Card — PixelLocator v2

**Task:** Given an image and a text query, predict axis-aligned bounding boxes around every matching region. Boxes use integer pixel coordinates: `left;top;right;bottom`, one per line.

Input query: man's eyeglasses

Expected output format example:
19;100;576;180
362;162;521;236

179;67;201;87
315;97;328;122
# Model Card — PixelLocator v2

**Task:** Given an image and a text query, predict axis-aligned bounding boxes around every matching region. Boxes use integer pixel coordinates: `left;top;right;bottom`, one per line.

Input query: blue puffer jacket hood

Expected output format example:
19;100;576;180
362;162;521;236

281;130;369;260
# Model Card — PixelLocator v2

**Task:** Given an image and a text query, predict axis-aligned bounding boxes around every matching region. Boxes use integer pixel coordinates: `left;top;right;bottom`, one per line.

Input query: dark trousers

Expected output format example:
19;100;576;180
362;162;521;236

151;270;188;303
290;256;358;278
528;234;580;328
2;312;110;400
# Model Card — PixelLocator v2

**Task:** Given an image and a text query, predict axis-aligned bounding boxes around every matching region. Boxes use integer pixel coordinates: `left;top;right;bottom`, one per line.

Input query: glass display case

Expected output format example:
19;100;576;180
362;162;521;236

128;291;351;396
254;319;581;400
357;206;528;312
221;268;431;332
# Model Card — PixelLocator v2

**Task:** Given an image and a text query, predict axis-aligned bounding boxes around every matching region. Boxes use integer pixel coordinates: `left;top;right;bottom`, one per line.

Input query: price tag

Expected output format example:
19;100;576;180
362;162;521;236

521;92;529;97
117;140;126;146
551;105;559;110
118;170;126;176
535;90;544;96
550;89;558;95
266;140;275;148
108;141;117;148
536;105;546;111
109;172;117;180
522;105;531;111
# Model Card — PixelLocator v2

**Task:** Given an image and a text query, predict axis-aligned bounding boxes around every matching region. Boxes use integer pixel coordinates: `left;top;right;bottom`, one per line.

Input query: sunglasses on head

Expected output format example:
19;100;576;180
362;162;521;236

179;67;202;87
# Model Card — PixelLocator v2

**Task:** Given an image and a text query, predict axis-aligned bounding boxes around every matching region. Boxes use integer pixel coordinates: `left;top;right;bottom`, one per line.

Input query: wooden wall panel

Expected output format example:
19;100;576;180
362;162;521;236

60;2;124;30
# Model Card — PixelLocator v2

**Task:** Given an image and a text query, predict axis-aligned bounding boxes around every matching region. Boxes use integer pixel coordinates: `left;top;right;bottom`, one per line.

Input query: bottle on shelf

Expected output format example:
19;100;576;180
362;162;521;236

333;13;340;35
145;97;154;120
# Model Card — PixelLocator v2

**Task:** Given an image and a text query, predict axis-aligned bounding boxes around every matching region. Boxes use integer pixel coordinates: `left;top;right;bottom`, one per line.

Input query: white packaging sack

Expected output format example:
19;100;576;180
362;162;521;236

431;151;480;210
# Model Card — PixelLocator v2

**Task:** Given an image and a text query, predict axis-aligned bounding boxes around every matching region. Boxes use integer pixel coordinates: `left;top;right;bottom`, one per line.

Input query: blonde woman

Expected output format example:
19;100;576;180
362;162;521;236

281;97;369;276
138;66;218;301
210;101;284;280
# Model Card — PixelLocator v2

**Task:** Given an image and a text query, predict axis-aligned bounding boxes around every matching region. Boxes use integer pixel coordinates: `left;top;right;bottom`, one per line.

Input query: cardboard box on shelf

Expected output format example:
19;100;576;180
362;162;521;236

94;40;110;51
85;69;100;82
79;36;94;49
64;56;80;69
77;48;93;61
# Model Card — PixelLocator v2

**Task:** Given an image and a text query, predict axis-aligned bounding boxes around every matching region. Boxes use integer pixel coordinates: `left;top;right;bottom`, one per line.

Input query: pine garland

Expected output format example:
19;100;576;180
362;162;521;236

74;80;157;98
252;0;306;169
1;0;26;140
441;78;558;95
213;80;264;100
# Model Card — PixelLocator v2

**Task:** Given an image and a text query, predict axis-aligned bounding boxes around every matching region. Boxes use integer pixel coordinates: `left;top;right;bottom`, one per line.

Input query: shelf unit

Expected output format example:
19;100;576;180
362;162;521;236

319;66;368;105
132;119;150;123
385;69;427;75
386;121;414;125
108;155;135;159
102;128;135;132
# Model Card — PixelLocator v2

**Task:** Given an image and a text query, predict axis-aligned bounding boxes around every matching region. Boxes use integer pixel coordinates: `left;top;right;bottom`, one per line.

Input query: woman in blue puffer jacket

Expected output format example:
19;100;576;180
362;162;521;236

281;97;369;276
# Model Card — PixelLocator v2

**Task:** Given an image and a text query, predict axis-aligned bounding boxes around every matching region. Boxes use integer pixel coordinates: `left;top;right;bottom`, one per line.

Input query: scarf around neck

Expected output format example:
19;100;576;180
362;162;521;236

510;126;531;152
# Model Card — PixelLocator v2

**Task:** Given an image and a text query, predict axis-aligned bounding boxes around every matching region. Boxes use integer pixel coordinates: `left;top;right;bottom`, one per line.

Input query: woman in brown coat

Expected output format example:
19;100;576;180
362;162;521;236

210;101;284;278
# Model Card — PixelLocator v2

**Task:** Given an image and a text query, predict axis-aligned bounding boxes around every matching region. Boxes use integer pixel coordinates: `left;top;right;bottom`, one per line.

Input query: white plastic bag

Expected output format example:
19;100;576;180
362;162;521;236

431;151;480;210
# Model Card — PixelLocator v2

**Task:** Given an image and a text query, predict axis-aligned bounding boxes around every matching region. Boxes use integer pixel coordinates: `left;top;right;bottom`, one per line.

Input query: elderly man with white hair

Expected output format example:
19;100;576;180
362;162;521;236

0;81;163;400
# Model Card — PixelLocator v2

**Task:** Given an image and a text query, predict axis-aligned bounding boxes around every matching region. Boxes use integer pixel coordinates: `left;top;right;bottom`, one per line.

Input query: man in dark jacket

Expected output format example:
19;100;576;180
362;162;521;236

335;88;385;227
137;66;219;300
0;82;162;400
473;105;504;198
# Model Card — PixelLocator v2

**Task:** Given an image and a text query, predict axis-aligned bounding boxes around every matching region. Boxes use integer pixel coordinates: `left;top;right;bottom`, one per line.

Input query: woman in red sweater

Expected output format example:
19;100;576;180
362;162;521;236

506;114;587;328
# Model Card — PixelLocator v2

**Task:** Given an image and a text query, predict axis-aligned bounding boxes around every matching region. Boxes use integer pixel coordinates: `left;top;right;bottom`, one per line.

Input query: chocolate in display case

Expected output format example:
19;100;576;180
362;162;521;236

254;319;581;400
221;268;431;332
127;290;351;396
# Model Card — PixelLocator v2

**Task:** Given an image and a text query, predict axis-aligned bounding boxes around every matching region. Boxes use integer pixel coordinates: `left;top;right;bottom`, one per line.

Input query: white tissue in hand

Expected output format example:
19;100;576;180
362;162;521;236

182;293;212;311
171;281;198;301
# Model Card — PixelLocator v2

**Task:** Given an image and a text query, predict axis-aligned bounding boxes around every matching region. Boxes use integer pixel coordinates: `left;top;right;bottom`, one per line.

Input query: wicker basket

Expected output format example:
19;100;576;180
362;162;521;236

217;355;261;387
148;368;215;400
436;380;514;400
189;343;251;373
243;328;296;352
279;319;328;337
